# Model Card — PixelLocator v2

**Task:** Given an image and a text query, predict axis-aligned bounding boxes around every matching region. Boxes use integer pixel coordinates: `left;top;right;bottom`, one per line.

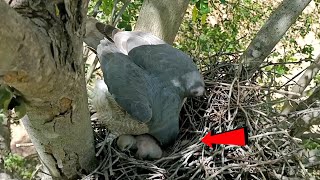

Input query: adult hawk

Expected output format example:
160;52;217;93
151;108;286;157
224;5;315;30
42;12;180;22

90;29;204;158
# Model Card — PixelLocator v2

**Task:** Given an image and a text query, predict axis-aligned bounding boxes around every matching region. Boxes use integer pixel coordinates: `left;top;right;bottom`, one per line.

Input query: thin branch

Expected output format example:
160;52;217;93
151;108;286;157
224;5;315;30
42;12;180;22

86;56;99;83
288;108;320;136
249;130;288;139
260;60;310;69
208;82;301;96
281;54;320;115
110;0;119;24
112;0;131;26
92;0;102;17
297;85;320;111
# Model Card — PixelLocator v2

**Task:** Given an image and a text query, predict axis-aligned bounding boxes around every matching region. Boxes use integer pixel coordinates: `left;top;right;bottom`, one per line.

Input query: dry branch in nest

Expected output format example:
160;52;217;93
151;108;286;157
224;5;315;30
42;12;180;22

84;54;309;180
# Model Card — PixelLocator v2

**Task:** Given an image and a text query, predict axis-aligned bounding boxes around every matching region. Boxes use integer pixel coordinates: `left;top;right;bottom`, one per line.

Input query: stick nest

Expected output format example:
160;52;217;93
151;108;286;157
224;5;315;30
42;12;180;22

85;56;307;180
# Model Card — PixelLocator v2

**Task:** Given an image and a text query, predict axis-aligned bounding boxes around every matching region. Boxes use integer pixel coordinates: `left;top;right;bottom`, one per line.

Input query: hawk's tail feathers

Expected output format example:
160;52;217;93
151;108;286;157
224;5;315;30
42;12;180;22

96;23;121;40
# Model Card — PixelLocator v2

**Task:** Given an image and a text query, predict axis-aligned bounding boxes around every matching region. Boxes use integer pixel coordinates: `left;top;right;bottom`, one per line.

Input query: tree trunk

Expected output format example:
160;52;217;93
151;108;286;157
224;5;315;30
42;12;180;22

135;0;189;44
0;1;96;179
241;0;311;78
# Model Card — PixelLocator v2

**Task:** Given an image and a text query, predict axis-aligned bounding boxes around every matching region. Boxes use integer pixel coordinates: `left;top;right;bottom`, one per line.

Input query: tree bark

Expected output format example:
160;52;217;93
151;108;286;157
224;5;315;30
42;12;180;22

297;85;320;111
0;115;10;157
241;0;311;78
135;0;189;44
288;108;320;137
0;1;96;179
281;54;320;115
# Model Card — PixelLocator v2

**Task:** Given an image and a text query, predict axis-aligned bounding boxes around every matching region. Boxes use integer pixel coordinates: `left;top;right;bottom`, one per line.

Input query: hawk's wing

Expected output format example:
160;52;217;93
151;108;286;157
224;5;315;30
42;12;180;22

129;44;197;78
147;82;183;146
117;31;204;97
113;31;202;85
112;31;195;74
97;39;152;123
128;43;205;98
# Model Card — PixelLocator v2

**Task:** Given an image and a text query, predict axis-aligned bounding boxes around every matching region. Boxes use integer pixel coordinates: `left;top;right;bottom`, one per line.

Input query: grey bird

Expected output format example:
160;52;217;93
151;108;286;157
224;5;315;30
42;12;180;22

96;30;204;146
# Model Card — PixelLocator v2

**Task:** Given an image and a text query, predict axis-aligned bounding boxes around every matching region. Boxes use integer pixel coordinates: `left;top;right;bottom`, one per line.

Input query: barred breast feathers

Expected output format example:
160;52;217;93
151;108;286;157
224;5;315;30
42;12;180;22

88;79;149;136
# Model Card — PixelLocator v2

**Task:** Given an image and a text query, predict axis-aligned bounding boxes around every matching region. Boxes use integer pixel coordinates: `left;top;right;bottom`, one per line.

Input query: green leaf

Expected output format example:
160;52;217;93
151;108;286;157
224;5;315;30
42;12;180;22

199;0;210;14
201;14;207;25
0;85;14;113
220;0;227;4
274;65;287;76
192;6;198;22
122;11;131;21
264;65;273;71
101;0;114;16
0;113;5;124
14;97;27;119
199;34;207;41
